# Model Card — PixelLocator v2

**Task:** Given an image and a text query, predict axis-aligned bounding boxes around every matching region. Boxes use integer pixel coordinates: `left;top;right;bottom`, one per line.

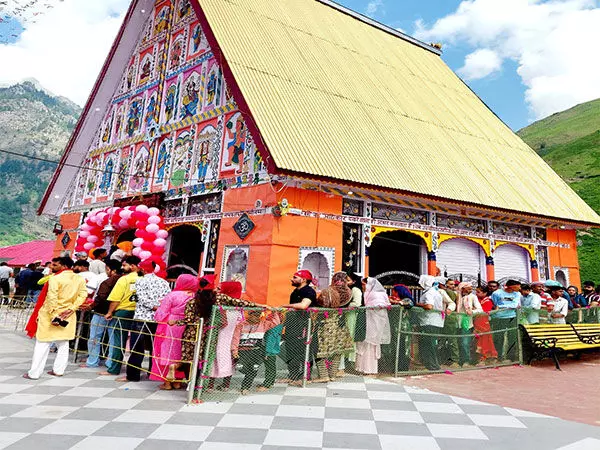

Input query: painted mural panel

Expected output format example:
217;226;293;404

170;127;194;188
74;0;267;208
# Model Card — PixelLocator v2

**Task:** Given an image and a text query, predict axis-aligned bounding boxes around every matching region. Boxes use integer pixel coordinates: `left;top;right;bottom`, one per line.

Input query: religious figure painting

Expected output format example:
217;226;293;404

113;104;125;143
138;52;154;86
221;112;247;175
204;65;222;110
126;98;144;138
164;82;179;123
178;0;191;21
145;91;158;130
195;124;216;183
169;34;186;70
170;129;194;187
85;158;101;199
129;146;150;191
99;155;115;195
155;138;171;185
154;4;170;35
189;22;207;58
180;72;201;119
115;148;132;193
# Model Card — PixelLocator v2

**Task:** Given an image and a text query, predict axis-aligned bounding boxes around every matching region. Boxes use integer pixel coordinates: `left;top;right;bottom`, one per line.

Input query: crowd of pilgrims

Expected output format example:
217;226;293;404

20;253;600;398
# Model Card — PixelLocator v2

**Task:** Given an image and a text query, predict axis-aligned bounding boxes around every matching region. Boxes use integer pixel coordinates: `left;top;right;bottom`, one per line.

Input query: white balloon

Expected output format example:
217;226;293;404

156;230;169;239
140;250;152;260
87;235;99;243
79;231;90;238
147;207;160;216
146;224;159;234
83;243;94;250
136;205;149;213
133;238;144;247
148;216;161;224
132;247;142;256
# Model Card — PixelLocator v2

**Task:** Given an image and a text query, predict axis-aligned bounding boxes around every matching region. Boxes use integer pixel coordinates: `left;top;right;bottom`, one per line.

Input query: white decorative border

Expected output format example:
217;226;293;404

298;246;336;284
220;245;250;292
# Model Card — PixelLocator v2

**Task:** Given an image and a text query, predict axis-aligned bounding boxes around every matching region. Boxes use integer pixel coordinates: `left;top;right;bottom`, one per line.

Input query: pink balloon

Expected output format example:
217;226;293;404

81;224;91;231
148;216;161;224
146;224;159;234
83;242;94;250
87;235;99;243
79;230;90;238
132;247;141;256
132;238;144;247
140;251;152;260
136;205;149;213
118;219;129;228
156;229;168;239
147;207;160;216
153;238;167;248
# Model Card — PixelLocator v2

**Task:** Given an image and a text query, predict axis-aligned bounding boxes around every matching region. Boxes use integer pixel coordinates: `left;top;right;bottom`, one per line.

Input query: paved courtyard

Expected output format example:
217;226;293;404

0;329;599;450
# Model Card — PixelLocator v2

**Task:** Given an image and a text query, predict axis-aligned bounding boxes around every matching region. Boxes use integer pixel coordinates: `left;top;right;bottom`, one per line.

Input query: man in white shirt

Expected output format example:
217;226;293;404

547;286;569;324
89;249;107;276
416;275;445;371
72;260;100;298
521;284;542;324
0;262;13;304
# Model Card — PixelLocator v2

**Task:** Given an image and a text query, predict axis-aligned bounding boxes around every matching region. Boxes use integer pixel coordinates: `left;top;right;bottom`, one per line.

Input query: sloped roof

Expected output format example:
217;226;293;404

0;240;55;267
195;0;600;225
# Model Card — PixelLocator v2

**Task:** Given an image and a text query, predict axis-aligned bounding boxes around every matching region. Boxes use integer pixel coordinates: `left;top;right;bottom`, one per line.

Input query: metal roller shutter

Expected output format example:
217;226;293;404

436;239;485;279
494;244;530;281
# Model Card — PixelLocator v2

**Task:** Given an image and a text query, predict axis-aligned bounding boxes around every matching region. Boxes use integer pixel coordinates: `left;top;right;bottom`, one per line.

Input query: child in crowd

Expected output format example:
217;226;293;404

474;286;498;363
231;309;281;395
520;284;542;324
547;286;569;324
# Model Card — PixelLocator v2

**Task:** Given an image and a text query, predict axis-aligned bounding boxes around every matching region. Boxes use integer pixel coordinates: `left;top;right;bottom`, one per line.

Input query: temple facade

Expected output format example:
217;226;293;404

40;0;599;304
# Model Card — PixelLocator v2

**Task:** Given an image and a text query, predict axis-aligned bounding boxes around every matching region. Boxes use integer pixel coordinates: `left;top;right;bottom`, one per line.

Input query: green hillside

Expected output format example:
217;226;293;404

518;100;600;283
0;81;81;246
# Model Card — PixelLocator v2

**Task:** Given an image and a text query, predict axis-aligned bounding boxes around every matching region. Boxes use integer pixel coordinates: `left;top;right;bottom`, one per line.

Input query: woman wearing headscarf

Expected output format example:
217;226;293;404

355;277;391;374
209;281;244;390
151;274;198;390
455;282;483;367
415;275;444;371
314;273;354;382
383;284;414;373
338;272;362;376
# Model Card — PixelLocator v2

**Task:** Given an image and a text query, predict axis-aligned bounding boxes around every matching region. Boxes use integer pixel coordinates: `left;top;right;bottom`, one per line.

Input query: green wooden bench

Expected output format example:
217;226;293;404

520;323;600;370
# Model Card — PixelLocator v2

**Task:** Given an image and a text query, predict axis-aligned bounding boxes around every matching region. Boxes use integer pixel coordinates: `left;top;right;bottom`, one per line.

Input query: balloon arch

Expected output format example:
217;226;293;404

75;205;168;278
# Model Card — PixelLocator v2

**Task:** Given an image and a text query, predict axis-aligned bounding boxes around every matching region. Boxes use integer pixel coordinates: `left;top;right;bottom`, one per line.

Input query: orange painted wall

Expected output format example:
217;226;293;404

547;228;581;287
53;212;82;257
214;186;344;305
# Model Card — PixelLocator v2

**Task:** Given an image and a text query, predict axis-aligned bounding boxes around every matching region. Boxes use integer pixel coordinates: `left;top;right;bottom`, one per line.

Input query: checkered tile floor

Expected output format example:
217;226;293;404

0;330;599;450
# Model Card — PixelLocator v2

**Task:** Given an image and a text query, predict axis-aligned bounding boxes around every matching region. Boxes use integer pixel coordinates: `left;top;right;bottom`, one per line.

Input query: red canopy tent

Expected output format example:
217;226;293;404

0;241;55;268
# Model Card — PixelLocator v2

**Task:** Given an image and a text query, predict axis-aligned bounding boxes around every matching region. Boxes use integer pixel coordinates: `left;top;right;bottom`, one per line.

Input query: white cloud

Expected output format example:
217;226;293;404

366;0;384;17
414;0;600;120
0;0;130;105
458;48;502;80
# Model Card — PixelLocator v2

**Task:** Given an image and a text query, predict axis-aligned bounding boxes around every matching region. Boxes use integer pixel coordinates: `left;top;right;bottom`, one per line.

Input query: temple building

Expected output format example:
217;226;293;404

39;0;600;304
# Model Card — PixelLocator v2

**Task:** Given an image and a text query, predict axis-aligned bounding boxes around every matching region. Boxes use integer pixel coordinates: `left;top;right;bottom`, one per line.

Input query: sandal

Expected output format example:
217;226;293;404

159;382;172;390
22;373;37;380
47;370;63;377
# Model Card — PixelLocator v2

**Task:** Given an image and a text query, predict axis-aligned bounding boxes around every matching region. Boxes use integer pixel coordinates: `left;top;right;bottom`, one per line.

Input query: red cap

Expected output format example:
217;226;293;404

199;274;215;291
138;260;155;274
294;270;313;282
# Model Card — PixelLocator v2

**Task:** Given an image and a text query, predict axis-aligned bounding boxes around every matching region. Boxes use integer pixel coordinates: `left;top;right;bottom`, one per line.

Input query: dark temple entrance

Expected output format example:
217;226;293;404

369;230;424;280
167;225;204;279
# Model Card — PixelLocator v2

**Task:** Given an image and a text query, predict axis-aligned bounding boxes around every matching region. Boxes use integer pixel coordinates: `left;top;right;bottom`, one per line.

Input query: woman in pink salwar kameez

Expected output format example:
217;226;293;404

151;274;198;389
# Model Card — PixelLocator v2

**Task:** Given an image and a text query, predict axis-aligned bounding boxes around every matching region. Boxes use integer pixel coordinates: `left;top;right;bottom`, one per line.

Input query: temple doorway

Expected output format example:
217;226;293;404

167;225;204;279
369;230;425;281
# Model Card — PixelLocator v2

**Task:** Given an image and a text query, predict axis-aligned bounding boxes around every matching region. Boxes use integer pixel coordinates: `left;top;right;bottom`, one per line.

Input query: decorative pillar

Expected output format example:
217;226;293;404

427;251;438;276
530;259;540;282
486;256;495;281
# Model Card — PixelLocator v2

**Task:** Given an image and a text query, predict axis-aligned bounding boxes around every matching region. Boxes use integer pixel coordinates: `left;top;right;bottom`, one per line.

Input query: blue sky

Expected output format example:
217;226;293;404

1;0;599;132
338;0;529;131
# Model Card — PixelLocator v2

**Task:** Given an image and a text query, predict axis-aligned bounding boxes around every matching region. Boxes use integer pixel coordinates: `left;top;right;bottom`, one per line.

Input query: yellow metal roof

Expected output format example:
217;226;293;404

200;0;600;225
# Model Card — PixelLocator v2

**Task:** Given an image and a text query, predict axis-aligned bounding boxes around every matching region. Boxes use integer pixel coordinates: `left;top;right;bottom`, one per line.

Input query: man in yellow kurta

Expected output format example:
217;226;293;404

25;257;87;379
